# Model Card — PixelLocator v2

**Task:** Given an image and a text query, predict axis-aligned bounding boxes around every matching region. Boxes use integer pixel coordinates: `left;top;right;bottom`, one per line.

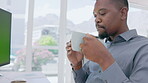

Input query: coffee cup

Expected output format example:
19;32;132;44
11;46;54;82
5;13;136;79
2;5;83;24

71;31;86;51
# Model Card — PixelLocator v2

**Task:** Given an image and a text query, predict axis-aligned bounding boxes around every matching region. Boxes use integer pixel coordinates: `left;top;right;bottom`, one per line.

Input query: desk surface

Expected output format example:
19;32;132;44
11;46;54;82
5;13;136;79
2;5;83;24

0;72;50;83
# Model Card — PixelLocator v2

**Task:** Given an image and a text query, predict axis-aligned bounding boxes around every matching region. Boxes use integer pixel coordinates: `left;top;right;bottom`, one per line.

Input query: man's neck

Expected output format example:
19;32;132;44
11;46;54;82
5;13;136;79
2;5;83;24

112;26;129;41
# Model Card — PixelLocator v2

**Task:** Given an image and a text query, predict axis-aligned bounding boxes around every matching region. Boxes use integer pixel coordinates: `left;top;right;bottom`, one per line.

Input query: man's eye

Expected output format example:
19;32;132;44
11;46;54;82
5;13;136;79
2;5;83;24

99;12;106;16
99;11;106;16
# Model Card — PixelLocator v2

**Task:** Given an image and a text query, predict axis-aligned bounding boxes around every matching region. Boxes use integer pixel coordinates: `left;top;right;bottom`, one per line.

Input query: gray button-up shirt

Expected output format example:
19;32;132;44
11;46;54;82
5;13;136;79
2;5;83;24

73;29;148;83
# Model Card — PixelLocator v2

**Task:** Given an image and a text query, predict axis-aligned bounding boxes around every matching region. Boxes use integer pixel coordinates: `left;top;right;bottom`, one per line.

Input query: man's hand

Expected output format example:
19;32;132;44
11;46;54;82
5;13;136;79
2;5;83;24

66;41;84;70
80;34;115;71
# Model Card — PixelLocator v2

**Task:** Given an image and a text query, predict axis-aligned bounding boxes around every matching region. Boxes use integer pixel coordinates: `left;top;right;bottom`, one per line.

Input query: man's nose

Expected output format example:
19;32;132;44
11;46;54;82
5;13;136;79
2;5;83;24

95;16;102;23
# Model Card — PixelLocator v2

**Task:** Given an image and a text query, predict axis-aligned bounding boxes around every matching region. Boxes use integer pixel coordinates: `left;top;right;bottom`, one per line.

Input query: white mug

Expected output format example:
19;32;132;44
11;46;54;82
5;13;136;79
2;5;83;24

71;31;86;51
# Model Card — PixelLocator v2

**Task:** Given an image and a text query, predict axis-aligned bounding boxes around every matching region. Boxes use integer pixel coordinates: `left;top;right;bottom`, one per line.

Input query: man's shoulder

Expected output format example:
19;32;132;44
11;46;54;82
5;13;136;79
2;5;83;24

136;35;148;42
133;35;148;46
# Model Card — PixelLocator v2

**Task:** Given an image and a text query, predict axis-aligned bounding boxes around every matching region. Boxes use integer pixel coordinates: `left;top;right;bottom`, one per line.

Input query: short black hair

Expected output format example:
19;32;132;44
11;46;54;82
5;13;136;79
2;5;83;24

112;0;129;9
96;0;129;9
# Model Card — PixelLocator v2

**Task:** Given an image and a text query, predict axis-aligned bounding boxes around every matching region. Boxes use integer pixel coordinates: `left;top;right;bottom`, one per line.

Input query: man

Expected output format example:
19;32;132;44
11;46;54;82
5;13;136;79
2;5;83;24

66;0;148;83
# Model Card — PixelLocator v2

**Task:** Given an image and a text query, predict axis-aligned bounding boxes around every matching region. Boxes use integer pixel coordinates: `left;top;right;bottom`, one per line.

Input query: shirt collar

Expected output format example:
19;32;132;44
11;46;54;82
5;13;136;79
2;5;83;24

119;29;138;41
105;29;138;43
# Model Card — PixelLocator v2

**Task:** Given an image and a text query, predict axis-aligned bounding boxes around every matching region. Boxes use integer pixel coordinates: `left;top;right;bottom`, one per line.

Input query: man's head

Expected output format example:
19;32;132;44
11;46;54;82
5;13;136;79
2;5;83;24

94;0;129;40
109;0;129;10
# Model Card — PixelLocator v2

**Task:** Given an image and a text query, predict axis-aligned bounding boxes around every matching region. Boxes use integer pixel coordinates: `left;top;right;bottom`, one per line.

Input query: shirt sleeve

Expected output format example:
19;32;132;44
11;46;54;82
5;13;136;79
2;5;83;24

100;45;148;83
72;61;90;83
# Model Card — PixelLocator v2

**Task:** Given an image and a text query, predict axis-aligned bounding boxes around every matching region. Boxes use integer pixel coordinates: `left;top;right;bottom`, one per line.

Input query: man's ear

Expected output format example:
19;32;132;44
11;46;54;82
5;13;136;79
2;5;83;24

120;7;128;20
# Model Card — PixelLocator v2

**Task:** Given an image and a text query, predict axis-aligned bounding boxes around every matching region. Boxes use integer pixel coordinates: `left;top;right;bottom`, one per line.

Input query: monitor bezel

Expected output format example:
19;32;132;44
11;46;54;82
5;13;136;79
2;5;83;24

0;8;11;67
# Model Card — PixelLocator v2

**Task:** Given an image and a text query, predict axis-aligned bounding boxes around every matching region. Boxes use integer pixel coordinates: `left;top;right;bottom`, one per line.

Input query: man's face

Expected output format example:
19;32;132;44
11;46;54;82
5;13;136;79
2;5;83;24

93;0;122;39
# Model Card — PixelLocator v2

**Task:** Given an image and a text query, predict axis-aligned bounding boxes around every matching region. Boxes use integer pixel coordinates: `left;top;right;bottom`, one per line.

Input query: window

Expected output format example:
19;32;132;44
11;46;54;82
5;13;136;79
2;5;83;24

0;0;60;83
0;0;148;83
0;0;27;72
32;0;60;82
128;4;148;37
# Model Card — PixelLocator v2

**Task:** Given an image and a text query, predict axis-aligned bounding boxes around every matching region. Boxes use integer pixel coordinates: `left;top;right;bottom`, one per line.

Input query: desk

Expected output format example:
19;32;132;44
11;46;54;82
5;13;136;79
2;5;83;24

0;72;50;83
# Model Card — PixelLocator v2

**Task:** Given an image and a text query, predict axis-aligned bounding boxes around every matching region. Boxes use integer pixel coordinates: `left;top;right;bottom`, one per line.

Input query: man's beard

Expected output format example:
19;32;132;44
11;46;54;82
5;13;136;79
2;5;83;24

96;24;109;39
99;32;109;39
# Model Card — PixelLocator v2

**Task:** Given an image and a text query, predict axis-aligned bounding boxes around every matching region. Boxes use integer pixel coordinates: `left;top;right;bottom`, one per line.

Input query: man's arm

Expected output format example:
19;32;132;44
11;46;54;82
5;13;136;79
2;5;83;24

72;61;90;83
66;41;87;82
99;45;148;83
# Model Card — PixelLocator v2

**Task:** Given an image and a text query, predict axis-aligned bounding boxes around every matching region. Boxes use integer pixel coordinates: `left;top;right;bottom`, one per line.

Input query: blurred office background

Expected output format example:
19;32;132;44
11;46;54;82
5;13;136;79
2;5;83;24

0;0;148;83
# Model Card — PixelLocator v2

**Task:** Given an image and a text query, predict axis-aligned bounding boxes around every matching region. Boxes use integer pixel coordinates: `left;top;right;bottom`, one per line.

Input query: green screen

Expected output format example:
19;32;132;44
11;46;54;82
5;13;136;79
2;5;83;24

0;8;11;66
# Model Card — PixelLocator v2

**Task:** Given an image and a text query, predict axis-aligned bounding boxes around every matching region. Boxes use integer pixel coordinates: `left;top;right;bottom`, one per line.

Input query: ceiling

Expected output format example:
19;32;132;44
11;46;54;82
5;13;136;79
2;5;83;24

129;0;148;10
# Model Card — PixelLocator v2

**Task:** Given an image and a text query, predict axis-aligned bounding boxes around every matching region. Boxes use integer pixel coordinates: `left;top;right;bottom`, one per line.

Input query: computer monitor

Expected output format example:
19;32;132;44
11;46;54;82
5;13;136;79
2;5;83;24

0;8;11;66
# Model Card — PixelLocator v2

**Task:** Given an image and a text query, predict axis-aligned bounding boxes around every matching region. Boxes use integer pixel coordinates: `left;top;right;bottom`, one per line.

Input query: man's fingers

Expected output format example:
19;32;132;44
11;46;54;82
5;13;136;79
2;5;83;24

80;43;84;50
66;41;71;46
83;34;92;43
66;46;72;52
80;43;85;55
67;51;72;56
